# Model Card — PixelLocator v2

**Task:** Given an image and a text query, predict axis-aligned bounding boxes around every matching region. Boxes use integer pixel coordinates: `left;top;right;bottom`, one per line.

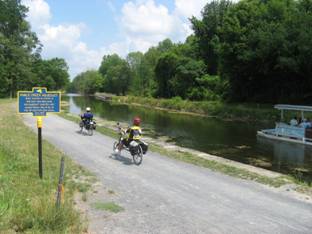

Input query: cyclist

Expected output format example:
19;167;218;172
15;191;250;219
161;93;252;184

80;107;94;126
116;116;142;152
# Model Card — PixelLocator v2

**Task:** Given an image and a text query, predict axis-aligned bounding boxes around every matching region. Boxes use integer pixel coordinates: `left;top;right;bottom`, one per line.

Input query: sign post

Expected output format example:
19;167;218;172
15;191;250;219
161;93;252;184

18;87;61;179
37;117;43;179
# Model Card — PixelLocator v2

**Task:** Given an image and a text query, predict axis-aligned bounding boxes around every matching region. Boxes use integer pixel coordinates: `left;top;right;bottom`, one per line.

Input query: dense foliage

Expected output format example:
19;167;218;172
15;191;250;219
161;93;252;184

0;0;69;97
72;0;312;103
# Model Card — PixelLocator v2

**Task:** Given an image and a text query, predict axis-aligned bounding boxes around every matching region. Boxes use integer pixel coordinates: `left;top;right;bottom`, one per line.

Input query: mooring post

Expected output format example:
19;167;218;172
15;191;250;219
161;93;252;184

56;156;65;208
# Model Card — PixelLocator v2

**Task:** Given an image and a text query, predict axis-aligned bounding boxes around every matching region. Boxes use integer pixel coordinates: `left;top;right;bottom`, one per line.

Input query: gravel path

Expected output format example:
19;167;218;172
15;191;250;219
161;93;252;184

23;115;312;234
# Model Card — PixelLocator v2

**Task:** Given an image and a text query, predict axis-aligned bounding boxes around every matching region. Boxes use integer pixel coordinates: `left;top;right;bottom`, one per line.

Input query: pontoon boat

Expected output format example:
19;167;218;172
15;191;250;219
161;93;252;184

257;105;312;146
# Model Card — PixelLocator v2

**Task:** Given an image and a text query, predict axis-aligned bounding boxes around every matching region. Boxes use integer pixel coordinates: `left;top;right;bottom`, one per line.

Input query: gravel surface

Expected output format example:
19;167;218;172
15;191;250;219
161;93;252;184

24;115;312;234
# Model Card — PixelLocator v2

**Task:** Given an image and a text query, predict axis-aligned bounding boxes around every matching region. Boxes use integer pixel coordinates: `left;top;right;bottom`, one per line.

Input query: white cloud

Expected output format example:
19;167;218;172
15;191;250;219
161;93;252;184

122;1;174;36
21;0;109;78
116;0;214;53
119;0;192;52
22;0;51;29
175;0;207;18
38;23;106;76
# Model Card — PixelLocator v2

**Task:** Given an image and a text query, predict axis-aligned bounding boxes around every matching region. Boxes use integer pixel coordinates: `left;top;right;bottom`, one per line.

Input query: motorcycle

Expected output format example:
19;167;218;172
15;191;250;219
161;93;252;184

79;118;96;136
113;124;148;165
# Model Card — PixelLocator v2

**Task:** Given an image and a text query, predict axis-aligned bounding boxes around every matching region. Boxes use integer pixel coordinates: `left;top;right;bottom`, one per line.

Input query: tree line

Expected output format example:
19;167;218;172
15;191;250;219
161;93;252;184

71;0;312;103
0;0;69;98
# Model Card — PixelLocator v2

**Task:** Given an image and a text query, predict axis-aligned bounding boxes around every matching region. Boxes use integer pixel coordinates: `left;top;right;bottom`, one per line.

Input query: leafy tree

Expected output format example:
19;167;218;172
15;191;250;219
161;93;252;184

170;58;206;99
191;0;232;75
157;38;174;53
219;0;312;102
32;58;69;90
0;0;40;97
127;52;144;95
99;54;131;95
0;0;70;97
72;70;102;95
155;52;179;98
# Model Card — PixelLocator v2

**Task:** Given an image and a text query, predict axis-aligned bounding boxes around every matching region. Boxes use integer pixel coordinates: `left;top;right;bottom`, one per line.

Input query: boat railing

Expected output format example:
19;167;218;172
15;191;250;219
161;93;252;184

275;123;304;138
275;122;312;141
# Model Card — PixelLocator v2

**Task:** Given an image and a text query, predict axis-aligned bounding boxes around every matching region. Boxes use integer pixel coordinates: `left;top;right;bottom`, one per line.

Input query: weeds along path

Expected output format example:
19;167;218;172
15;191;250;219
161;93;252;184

0;100;83;233
23;114;312;234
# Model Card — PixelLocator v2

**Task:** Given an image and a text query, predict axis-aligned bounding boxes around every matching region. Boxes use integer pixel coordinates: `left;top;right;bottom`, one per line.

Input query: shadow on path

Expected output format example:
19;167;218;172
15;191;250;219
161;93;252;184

109;153;133;166
76;130;93;136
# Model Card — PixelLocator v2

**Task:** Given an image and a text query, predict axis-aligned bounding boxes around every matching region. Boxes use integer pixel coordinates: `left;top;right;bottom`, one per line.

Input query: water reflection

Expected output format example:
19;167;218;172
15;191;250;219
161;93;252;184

64;94;312;181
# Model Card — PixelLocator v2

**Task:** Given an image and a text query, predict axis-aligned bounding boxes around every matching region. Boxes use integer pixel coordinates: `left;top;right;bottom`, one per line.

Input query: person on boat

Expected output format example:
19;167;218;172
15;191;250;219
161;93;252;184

80;107;94;125
300;118;312;129
307;118;312;129
290;116;298;126
116;116;142;152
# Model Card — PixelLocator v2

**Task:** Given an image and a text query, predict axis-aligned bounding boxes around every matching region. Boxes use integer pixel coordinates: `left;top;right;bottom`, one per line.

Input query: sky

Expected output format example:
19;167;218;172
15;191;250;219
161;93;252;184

21;0;210;79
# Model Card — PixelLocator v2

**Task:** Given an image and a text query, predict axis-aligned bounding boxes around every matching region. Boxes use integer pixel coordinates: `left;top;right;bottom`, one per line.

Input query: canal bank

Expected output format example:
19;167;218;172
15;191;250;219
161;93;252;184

63;94;312;183
98;93;280;122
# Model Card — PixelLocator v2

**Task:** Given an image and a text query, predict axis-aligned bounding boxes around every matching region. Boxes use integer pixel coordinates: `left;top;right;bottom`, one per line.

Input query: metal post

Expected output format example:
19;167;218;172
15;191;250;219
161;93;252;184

37;117;43;179
56;156;65;208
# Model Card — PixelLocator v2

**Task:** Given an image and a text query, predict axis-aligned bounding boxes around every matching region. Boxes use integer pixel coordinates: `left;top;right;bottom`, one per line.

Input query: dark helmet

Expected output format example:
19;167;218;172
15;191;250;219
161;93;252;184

133;116;141;126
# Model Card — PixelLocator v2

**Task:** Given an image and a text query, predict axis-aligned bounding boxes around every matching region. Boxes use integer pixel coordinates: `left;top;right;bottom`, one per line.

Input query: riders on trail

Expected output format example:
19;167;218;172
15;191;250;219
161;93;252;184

116;116;142;152
81;107;94;125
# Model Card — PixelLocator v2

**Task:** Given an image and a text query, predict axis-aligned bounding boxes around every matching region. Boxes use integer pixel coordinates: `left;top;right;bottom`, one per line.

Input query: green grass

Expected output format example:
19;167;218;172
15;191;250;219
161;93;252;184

81;193;87;202
0;99;87;233
76;182;92;193
111;95;279;122
107;190;115;195
91;202;124;213
149;145;289;188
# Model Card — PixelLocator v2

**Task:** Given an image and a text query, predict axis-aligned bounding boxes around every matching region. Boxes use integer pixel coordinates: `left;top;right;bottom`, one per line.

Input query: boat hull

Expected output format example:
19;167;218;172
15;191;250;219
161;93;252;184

257;130;312;146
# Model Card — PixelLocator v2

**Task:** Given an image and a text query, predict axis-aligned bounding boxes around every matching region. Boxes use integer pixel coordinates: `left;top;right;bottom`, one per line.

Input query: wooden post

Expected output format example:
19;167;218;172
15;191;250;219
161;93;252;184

56;156;65;208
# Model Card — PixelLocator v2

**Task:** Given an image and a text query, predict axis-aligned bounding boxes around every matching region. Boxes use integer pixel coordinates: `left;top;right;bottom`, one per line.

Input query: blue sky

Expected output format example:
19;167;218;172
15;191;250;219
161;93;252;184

45;0;120;49
22;0;209;78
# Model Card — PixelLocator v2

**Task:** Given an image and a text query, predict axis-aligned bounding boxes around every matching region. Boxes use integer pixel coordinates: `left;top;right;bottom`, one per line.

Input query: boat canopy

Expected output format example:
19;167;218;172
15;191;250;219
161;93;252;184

274;105;312;112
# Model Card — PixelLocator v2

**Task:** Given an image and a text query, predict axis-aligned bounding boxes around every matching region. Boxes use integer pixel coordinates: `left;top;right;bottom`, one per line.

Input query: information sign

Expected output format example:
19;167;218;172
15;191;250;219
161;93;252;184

18;87;61;116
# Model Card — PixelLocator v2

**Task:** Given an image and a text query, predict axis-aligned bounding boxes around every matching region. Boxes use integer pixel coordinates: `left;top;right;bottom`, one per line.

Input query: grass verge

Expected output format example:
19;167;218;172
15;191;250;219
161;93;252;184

150;145;311;194
109;95;280;122
92;202;124;213
0;99;90;233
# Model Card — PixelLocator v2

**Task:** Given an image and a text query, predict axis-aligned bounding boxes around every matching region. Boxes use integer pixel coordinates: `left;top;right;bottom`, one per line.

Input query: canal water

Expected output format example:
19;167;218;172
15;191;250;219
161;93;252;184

64;95;312;182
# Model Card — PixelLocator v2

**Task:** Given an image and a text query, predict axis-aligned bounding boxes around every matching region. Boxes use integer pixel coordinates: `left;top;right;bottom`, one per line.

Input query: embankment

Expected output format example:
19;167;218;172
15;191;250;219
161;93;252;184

95;93;279;122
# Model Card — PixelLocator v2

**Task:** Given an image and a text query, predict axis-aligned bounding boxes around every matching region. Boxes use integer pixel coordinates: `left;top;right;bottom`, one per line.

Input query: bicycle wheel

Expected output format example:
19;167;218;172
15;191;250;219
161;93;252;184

113;141;119;151
88;127;93;136
79;122;84;134
133;146;143;165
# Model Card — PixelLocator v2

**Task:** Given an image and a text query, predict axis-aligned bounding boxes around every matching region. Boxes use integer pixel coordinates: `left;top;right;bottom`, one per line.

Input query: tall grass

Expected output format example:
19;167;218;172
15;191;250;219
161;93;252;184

111;95;279;122
0;100;83;233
